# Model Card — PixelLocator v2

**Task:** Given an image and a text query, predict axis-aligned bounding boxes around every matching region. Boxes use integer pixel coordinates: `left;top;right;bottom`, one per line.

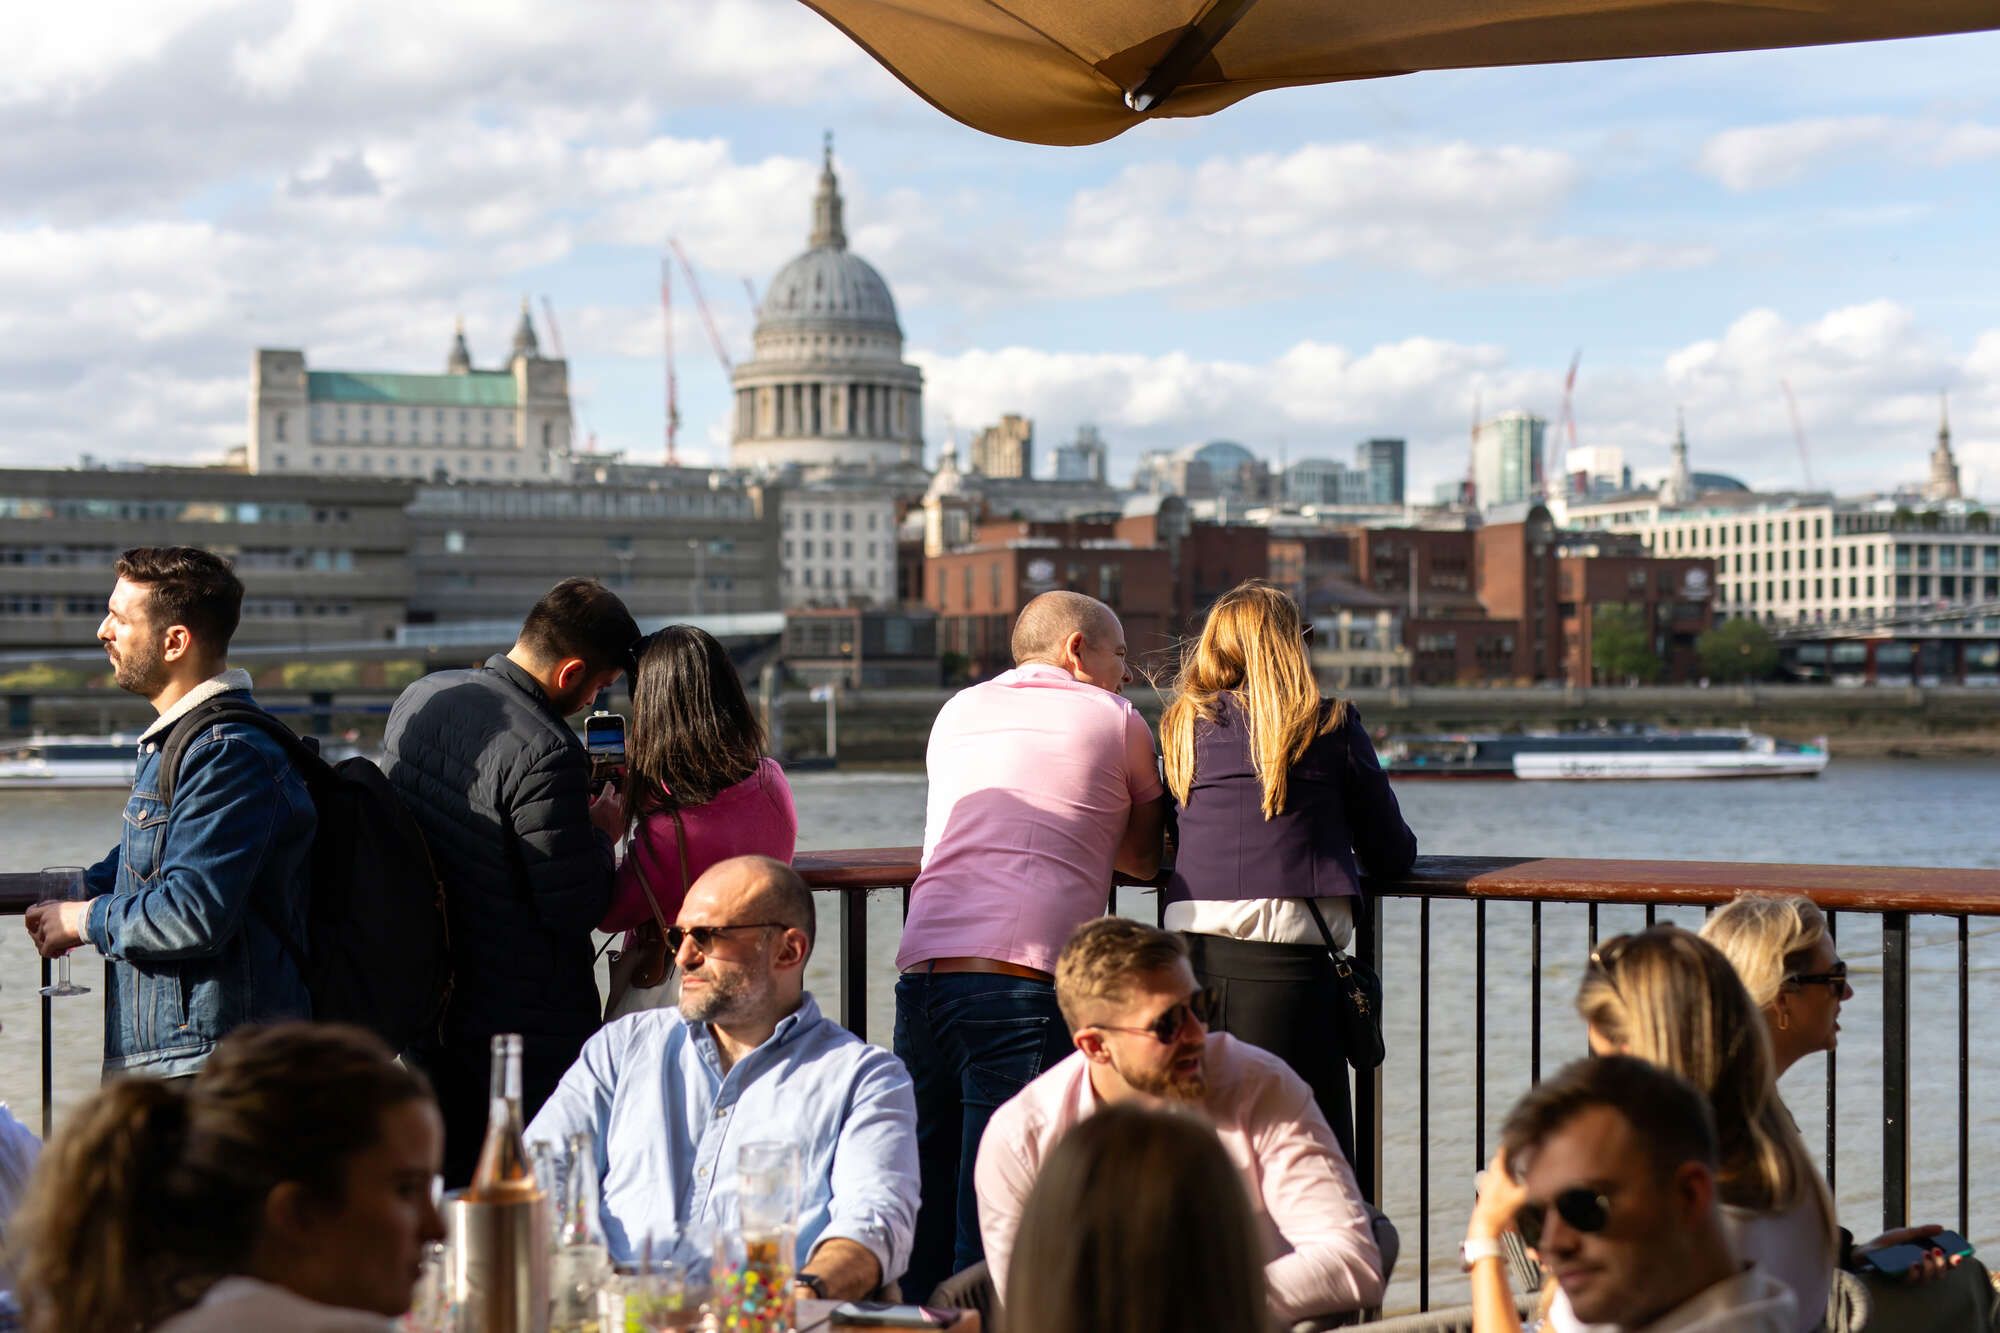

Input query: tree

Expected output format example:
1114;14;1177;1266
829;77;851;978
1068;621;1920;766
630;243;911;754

1590;603;1661;685
1696;616;1779;683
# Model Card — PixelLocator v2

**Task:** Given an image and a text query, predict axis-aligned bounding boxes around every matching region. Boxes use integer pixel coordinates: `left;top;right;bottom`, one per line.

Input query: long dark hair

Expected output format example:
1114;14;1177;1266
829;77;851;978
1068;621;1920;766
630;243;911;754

626;624;765;818
10;1023;434;1333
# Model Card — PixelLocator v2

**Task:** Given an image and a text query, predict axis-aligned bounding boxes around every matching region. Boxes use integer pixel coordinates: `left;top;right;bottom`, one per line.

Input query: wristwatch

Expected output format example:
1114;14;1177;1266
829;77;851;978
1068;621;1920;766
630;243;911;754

1460;1236;1505;1271
795;1271;830;1299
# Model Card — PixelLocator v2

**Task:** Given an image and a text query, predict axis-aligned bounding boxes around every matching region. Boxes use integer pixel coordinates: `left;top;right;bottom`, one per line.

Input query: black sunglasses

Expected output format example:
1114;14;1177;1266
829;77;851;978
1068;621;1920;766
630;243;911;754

666;922;787;955
1787;962;1850;995
1516;1187;1613;1247
1093;988;1217;1044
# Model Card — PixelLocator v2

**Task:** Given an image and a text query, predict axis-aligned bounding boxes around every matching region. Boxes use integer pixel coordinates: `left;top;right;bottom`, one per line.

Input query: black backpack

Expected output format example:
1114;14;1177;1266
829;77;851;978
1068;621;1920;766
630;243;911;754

159;698;452;1053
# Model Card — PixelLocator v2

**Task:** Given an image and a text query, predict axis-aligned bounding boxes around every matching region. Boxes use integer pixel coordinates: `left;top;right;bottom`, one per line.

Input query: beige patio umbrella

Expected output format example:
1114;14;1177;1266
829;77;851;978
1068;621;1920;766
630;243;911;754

799;0;1999;146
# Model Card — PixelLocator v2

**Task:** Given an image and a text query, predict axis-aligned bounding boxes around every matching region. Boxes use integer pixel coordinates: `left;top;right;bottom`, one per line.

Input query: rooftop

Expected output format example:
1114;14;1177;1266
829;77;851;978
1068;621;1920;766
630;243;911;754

307;370;518;408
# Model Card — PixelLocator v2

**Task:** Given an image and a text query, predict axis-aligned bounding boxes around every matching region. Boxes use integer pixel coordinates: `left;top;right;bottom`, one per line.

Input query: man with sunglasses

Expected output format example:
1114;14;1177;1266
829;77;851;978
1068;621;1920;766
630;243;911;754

975;917;1386;1326
528;855;920;1301
1465;1056;1794;1332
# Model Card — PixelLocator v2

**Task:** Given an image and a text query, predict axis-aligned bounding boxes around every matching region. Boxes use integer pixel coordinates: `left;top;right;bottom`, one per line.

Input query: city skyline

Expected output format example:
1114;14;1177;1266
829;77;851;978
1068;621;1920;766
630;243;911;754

5;2;1997;500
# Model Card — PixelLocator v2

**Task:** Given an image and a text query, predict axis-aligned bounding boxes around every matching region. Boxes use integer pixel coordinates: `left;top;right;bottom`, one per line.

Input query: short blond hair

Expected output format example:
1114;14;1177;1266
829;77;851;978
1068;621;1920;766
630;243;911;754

1699;893;1828;1011
1054;917;1188;1032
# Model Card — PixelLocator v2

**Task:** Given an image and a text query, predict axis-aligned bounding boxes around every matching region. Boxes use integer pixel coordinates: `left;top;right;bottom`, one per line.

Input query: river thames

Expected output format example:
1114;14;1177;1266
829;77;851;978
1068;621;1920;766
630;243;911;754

3;756;1995;1308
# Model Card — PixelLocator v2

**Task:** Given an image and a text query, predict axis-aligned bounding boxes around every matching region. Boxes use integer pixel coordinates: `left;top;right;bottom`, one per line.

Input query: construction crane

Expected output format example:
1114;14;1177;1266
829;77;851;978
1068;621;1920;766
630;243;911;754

1560;349;1581;450
661;258;681;464
1781;379;1815;491
538;296;596;454
667;238;733;373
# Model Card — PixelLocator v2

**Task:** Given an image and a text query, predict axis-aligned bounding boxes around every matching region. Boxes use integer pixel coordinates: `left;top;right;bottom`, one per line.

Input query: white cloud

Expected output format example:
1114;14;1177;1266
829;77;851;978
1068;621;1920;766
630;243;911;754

1698;115;2000;190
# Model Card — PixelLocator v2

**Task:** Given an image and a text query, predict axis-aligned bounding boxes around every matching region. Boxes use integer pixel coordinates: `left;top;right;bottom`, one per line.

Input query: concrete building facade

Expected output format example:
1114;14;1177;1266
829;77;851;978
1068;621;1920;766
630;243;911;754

970;414;1033;479
778;483;898;608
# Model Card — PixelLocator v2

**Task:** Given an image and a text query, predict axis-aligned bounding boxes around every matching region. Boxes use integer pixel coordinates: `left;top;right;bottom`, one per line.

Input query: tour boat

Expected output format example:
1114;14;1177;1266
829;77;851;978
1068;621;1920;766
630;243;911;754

1383;726;1829;781
0;736;141;789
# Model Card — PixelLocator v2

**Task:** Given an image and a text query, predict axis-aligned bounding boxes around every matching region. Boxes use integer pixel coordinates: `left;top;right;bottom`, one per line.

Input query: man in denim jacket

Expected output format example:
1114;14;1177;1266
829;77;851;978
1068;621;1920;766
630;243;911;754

25;547;313;1079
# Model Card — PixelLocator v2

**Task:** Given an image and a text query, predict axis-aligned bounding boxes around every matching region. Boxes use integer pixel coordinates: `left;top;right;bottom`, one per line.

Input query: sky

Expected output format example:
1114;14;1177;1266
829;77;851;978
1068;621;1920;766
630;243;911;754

6;1;1999;503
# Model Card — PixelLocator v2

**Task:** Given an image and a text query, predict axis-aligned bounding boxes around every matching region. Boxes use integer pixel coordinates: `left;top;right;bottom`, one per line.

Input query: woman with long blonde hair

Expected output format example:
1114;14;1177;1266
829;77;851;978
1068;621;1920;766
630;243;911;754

1158;580;1416;1158
1572;926;1838;1331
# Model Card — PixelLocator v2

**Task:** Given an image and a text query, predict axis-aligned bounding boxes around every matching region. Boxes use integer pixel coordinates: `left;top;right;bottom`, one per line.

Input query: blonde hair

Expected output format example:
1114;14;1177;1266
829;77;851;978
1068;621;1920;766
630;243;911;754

1577;927;1836;1252
1700;894;1829;1011
9;1023;433;1333
1005;1104;1266;1333
1160;580;1342;820
1055;916;1189;1032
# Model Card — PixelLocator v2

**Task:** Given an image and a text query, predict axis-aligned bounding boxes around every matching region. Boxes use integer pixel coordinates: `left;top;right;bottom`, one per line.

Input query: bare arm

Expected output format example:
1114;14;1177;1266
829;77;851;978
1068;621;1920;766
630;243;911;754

799;1237;882;1302
1467;1148;1529;1333
1113;795;1167;881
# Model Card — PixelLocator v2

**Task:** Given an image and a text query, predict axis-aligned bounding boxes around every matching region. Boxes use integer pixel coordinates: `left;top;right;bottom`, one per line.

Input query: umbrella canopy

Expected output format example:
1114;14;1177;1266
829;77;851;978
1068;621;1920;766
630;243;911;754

799;0;1999;146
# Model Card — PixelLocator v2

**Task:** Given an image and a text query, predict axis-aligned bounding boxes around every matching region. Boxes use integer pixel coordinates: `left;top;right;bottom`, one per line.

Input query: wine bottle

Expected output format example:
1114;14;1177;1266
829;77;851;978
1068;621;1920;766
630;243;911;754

466;1033;541;1202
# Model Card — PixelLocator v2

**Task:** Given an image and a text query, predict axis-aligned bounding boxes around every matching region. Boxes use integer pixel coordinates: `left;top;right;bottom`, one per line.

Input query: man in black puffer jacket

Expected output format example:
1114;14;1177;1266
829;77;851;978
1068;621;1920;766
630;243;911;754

384;577;640;1185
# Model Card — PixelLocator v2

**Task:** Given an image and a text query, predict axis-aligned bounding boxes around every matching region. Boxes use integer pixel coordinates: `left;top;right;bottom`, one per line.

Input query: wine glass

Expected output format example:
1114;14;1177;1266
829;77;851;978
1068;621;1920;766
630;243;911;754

38;866;89;998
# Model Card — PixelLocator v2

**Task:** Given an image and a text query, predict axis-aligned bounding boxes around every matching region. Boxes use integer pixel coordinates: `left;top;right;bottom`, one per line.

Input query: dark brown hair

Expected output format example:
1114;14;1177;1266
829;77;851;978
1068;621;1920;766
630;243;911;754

625;624;765;817
1005;1103;1266;1333
1501;1054;1718;1184
10;1023;434;1333
115;546;244;653
517;577;640;676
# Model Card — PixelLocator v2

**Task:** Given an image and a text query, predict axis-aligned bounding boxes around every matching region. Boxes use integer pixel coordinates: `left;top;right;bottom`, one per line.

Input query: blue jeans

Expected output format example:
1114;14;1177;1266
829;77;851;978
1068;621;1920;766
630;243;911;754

893;970;1073;1302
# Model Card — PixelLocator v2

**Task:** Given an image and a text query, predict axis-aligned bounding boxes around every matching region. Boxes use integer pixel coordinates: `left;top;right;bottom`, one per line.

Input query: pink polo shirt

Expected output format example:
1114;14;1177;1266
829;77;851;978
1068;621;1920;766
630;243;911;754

895;664;1163;974
974;1035;1387;1322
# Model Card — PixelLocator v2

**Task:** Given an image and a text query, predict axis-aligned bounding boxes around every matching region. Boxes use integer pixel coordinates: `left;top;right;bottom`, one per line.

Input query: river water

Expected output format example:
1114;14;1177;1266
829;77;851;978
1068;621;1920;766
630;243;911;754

4;757;1996;1310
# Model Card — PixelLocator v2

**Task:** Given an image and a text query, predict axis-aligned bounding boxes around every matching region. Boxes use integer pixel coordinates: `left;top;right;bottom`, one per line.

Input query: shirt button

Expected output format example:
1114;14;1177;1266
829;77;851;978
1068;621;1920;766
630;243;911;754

697;1167;709;1180
716;1106;730;1119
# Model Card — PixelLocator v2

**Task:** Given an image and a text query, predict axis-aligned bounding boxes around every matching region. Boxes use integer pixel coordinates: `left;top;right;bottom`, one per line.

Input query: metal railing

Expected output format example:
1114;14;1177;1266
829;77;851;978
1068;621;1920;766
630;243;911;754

6;856;1994;1313
791;850;2000;1313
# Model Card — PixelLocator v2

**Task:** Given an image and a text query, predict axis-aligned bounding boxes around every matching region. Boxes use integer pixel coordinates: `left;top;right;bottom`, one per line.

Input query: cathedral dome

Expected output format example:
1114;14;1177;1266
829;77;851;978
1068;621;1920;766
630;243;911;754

759;247;900;336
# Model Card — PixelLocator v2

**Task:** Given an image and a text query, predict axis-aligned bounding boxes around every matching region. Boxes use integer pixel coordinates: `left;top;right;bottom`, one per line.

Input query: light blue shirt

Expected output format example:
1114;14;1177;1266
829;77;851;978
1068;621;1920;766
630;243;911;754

526;993;918;1281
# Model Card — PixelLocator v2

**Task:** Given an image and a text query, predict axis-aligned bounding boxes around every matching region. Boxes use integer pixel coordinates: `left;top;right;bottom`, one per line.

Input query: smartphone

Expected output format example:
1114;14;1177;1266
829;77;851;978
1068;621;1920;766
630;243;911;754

584;711;626;765
1928;1230;1975;1258
829;1303;964;1328
1859;1243;1931;1277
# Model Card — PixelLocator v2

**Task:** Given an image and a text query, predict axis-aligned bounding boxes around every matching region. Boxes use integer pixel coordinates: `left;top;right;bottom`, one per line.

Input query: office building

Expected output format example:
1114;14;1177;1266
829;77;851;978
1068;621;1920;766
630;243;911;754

969;414;1033;479
1053;425;1108;483
1473;411;1546;510
1356;437;1406;505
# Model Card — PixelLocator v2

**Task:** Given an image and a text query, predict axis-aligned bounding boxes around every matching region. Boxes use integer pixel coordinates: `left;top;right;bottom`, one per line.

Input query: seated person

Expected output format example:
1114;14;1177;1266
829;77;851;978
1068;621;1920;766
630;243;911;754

528;855;919;1303
975;916;1386;1326
1465;1056;1796;1333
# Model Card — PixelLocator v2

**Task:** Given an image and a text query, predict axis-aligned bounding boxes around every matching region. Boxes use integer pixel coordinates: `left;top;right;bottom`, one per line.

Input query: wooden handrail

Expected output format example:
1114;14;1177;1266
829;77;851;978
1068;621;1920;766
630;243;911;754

794;850;2000;916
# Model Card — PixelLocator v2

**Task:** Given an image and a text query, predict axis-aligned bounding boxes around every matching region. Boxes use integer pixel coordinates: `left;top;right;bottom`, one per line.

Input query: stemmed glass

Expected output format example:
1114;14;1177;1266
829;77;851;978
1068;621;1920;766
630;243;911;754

38;867;89;998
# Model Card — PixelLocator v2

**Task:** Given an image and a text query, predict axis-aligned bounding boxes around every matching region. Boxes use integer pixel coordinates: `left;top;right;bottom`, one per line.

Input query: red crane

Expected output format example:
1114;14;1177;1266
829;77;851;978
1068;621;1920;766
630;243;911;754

1781;379;1815;491
668;238;733;373
661;258;681;464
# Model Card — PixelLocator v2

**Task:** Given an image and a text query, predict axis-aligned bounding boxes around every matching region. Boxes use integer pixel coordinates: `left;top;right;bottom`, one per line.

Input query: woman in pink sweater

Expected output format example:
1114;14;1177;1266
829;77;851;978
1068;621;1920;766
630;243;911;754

600;625;797;936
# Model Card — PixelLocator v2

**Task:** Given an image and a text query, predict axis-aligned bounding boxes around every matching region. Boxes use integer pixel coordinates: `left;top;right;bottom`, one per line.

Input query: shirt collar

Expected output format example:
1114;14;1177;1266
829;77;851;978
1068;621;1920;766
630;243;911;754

686;992;825;1076
139;669;253;742
1634;1264;1790;1333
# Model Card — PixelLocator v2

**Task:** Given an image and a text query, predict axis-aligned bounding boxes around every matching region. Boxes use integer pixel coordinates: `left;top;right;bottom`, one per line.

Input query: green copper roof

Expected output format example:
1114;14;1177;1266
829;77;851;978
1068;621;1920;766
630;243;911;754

308;370;518;407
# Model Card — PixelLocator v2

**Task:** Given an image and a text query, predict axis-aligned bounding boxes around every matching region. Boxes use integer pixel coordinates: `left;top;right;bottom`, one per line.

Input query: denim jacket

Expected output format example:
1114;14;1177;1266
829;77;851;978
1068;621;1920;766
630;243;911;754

82;675;314;1077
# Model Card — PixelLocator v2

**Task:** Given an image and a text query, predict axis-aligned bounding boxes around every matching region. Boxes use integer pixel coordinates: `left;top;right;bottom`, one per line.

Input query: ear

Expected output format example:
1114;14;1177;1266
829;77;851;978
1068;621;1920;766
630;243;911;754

1060;630;1088;667
553;657;588;692
158;623;195;664
774;926;811;971
1670;1160;1715;1227
1072;1027;1109;1064
261;1179;317;1243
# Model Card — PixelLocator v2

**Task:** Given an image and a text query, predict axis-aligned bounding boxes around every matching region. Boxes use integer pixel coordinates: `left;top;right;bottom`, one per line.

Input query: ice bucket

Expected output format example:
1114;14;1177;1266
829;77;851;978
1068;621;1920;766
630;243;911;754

444;1189;550;1333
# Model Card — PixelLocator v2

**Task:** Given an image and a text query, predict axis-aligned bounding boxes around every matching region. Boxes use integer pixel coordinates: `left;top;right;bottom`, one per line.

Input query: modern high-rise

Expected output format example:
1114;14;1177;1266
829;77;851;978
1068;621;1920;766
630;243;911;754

970;414;1033;479
1053;424;1107;482
1472;411;1546;510
1356;437;1406;505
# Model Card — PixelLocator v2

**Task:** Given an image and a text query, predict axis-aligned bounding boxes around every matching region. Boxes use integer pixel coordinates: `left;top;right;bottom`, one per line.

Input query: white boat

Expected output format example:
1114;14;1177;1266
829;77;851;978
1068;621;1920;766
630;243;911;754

1510;730;1830;781
0;736;141;789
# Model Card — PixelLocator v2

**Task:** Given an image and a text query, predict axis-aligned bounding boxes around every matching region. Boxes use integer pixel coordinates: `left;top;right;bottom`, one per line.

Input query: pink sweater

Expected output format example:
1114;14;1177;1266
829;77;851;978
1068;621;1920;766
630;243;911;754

600;758;799;932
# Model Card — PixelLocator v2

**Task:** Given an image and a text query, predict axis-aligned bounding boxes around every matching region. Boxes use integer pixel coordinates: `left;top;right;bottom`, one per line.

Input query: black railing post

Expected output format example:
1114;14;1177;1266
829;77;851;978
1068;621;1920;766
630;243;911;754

1530;902;1543;1086
1881;910;1910;1232
1353;900;1383;1209
1824;911;1838;1196
40;957;52;1139
1419;897;1431;1310
1475;900;1487;1169
1958;914;1970;1236
840;889;869;1040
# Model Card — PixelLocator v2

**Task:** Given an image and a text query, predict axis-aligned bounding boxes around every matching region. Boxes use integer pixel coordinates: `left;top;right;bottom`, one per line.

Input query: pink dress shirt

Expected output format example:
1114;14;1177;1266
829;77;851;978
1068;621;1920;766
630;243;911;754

974;1035;1386;1322
599;758;798;932
896;665;1163;974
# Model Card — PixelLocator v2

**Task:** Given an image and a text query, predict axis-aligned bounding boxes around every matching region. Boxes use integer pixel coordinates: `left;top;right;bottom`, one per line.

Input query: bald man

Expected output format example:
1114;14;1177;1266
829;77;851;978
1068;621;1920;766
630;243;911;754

893;591;1168;1298
528;855;919;1301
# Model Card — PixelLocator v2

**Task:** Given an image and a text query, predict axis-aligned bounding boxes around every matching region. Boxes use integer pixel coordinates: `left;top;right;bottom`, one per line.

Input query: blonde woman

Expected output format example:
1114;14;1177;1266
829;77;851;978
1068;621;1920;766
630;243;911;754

1467;926;1838;1333
1703;894;1966;1285
1004;1102;1268;1333
1159;580;1416;1159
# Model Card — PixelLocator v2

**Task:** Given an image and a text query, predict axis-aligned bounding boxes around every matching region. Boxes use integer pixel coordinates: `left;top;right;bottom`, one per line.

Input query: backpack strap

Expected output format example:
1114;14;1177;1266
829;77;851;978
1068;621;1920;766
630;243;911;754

155;696;316;976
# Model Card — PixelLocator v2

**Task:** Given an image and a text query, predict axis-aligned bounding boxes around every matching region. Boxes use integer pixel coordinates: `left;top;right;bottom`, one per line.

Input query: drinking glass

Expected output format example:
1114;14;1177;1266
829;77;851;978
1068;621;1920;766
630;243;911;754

38;867;89;998
735;1140;802;1233
711;1224;795;1333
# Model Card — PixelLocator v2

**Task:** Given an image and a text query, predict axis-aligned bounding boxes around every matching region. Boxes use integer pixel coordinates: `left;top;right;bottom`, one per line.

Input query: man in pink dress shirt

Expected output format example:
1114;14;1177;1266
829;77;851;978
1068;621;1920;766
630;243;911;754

893;591;1167;1299
976;917;1388;1326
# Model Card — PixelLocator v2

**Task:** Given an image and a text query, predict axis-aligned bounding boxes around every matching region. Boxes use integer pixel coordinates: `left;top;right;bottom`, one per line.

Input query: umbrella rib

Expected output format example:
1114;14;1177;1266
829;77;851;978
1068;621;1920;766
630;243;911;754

1125;0;1262;112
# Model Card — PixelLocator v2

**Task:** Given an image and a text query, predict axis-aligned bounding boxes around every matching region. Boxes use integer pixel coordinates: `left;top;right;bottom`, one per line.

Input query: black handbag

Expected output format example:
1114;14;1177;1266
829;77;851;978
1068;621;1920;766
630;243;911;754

1308;896;1386;1071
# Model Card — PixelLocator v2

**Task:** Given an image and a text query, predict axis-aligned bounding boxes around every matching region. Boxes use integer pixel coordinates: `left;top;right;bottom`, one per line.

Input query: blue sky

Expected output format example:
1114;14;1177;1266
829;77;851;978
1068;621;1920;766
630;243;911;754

4;3;1996;501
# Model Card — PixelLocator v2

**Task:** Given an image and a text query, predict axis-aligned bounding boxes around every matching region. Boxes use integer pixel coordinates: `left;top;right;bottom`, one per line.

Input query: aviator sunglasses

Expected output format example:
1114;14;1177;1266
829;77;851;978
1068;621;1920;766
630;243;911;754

1516;1187;1613;1247
1092;988;1218;1044
665;922;786;954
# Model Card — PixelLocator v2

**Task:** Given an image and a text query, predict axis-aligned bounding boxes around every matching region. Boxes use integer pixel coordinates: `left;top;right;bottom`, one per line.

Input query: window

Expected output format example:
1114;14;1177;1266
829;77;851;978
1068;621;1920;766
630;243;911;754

784;540;793;558
443;530;466;554
1916;547;1932;570
842;541;852;559
274;412;288;442
842;512;853;532
803;512;814;531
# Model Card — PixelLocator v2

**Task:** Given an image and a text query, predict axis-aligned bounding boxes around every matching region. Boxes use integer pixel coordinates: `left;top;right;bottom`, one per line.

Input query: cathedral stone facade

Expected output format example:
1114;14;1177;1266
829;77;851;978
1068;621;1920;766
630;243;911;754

730;139;923;471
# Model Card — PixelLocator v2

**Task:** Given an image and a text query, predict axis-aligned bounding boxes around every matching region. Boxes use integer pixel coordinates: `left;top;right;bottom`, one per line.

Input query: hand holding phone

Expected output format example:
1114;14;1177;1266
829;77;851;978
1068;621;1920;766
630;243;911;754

585;711;626;790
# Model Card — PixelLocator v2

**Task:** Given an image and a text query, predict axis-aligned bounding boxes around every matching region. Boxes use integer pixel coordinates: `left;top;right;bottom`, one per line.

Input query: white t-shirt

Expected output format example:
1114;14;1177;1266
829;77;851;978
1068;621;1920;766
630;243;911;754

152;1278;396;1332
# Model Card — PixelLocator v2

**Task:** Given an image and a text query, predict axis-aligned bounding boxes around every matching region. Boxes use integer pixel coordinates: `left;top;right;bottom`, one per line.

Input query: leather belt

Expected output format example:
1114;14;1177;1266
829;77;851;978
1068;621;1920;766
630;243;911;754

904;956;1053;982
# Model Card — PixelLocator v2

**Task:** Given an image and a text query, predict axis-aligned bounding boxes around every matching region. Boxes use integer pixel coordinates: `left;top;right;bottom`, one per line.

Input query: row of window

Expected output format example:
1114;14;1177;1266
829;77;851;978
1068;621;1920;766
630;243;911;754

241;599;357;618
784;539;881;561
0;595;101;616
0;499;351;524
789;568;881;590
0;545;356;572
319;405;506;425
1720;574;2000;604
275;453;522;477
783;509;882;532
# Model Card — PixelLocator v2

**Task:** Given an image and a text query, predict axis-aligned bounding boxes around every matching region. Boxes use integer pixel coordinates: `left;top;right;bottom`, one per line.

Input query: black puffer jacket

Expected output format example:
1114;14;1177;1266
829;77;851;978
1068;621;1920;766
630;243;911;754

383;655;613;1049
